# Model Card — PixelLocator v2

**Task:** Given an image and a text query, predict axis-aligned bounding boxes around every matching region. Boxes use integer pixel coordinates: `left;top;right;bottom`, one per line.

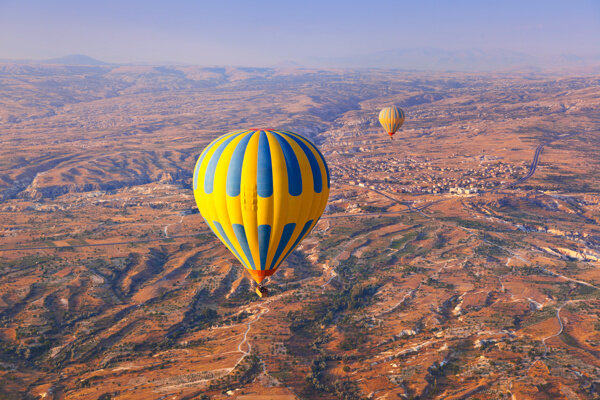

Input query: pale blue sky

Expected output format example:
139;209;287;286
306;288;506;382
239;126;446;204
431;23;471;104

1;0;599;65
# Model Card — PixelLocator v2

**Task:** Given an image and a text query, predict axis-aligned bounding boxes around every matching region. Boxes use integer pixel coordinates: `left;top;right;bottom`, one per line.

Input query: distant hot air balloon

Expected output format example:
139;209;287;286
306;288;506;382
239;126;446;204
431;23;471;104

379;106;405;139
193;129;330;297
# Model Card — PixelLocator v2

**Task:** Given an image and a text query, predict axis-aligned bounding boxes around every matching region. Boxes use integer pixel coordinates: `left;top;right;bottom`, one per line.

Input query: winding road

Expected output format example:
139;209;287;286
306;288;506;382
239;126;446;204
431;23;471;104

504;143;544;189
500;131;579;191
542;302;566;357
164;215;184;237
540;299;596;358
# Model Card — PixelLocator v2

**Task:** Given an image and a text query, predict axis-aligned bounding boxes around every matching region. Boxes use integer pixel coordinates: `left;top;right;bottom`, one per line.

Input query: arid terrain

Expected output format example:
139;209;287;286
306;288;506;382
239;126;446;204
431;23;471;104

1;63;600;399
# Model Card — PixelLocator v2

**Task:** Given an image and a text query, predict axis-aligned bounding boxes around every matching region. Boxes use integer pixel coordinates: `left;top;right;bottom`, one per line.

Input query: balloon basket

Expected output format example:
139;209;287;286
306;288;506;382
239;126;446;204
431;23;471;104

255;286;269;298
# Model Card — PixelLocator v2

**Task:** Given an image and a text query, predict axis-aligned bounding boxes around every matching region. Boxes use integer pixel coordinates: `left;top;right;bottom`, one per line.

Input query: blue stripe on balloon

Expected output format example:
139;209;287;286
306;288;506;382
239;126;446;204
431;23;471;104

232;224;255;269
271;131;302;196
269;222;296;269
286;132;330;189
193;163;200;190
194;142;220;191
257;131;273;198
226;131;253;197
204;132;245;194
280;132;322;193
311;144;330;189
194;131;243;190
257;224;271;270
212;221;247;269
280;219;313;265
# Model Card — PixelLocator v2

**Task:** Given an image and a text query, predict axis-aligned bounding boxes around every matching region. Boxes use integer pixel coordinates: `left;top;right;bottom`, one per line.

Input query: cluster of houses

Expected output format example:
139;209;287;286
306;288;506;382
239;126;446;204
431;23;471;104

331;157;527;195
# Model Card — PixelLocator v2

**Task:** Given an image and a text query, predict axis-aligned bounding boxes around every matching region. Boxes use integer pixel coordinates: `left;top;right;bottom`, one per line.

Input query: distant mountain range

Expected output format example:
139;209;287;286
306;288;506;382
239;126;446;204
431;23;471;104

1;50;599;71
312;48;600;71
0;54;110;66
43;54;109;65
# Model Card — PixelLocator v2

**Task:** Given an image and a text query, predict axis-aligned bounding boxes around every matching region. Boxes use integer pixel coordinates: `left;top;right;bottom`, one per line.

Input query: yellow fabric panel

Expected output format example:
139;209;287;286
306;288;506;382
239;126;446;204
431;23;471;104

195;131;250;270
213;134;253;269
194;130;247;263
193;130;237;224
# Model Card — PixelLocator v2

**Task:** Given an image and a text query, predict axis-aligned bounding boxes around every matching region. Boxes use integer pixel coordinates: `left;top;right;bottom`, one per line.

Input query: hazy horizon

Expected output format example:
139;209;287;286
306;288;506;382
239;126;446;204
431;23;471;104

1;0;600;68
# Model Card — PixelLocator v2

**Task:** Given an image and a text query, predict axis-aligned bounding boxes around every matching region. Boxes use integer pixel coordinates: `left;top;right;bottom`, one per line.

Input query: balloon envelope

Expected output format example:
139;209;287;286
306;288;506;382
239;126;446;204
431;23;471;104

379;106;405;137
193;129;330;284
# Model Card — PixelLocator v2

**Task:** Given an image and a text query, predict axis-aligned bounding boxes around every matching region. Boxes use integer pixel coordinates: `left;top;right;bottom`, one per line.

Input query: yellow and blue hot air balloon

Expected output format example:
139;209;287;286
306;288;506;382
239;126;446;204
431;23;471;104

379;106;405;139
193;129;330;295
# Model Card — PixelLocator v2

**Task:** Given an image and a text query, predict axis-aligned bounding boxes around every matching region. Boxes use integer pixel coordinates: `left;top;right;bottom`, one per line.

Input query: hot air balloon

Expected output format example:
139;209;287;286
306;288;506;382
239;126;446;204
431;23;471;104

193;129;330;297
379;106;405;139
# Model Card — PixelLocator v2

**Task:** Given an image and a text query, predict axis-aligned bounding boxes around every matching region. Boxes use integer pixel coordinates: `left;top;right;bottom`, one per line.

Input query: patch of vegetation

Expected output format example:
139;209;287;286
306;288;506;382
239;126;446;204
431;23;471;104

325;204;345;213
287;250;322;279
399;265;427;277
208;352;262;391
542;174;599;192
482;233;512;248
390;231;419;250
301;354;364;400
319;217;402;262
475;243;508;258
563;261;579;271
433;232;448;249
289;283;379;334
164;289;218;342
515;265;548;276
224;287;262;306
336;256;370;280
560;331;580;348
221;311;250;325
442;216;505;232
421;341;469;398
361;205;387;213
0;255;55;273
0;337;53;363
338;323;369;351
571;283;599;298
520;306;557;329
425;277;454;290
195;232;214;242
